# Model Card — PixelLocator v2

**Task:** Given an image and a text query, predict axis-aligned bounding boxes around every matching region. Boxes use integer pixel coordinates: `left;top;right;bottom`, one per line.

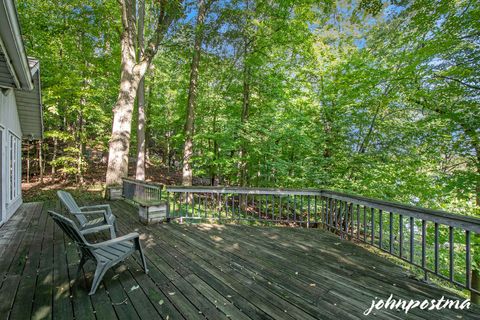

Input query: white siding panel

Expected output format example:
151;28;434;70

14;69;42;139
0;88;22;135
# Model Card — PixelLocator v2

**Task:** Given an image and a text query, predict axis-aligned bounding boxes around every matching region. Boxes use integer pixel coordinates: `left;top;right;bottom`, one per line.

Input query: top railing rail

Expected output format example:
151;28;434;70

124;178;163;189
321;190;480;233
166;186;323;196
122;178;163;205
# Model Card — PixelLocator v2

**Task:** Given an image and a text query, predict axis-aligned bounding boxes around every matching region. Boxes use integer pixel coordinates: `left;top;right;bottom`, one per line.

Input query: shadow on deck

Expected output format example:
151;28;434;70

0;201;478;319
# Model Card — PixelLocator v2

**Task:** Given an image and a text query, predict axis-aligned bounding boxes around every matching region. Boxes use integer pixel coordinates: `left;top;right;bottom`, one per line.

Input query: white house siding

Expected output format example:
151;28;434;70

0;87;23;224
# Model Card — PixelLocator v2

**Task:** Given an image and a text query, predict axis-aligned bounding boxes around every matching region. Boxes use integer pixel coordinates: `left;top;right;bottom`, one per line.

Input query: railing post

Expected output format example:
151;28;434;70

473;269;480;304
471;230;480;304
166;191;170;222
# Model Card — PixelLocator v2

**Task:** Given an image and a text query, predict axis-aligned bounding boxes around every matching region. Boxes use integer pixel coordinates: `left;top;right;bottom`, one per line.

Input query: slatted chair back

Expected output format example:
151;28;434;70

57;190;88;225
48;211;95;260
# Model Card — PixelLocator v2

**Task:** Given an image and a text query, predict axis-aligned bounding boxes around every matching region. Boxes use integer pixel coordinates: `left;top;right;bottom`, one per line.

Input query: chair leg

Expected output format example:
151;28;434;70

136;239;148;274
138;242;148;273
109;225;116;239
76;255;87;279
89;263;109;295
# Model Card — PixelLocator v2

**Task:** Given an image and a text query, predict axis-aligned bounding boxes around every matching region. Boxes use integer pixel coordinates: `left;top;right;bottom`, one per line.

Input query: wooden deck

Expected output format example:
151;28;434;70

0;201;478;320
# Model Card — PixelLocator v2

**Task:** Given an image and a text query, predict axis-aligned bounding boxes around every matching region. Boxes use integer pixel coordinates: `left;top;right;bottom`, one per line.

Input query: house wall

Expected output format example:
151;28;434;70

0;87;23;224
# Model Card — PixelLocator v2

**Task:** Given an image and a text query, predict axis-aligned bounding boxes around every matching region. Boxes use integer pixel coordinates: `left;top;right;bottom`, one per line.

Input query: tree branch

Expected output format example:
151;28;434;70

434;74;480;91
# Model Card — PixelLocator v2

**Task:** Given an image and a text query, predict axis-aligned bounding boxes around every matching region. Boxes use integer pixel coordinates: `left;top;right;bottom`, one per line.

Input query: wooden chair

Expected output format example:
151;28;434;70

48;211;148;295
57;190;117;238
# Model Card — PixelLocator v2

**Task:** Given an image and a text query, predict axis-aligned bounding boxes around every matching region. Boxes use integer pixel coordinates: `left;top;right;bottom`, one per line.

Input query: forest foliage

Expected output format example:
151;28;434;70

17;0;479;218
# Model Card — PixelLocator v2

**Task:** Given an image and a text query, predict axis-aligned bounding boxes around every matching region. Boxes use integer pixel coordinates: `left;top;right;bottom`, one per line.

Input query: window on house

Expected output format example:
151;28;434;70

8;132;20;202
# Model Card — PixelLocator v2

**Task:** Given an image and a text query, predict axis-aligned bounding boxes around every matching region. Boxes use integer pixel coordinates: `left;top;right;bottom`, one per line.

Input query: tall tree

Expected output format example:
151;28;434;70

106;0;183;186
182;0;212;186
135;0;146;180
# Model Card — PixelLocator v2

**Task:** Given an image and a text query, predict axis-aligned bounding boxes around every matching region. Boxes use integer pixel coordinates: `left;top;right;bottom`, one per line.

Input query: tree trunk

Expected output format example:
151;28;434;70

472;152;480;304
238;0;251;188
38;140;43;185
239;59;250;187
210;112;218;186
26;141;30;184
135;0;146;181
106;0;179;186
77;110;84;184
182;0;209;186
51;136;57;176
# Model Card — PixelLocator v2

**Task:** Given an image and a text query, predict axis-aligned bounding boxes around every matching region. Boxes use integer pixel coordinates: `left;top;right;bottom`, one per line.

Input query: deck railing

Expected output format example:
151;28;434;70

165;186;480;296
122;178;163;205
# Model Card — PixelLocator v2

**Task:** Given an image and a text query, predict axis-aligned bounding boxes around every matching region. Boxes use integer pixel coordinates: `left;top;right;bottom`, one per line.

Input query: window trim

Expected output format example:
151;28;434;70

7;130;21;204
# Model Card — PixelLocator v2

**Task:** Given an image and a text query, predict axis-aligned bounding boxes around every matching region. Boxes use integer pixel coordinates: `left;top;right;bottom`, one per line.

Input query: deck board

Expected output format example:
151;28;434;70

0;201;479;319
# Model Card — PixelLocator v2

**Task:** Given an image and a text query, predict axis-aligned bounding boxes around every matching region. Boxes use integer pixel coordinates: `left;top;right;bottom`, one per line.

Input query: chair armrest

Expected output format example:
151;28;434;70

80;204;111;211
80;204;113;218
90;232;140;248
71;210;109;223
71;209;106;216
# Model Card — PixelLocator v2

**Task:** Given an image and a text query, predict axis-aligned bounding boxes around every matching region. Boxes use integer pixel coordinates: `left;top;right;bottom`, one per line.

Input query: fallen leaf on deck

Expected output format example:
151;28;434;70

130;285;139;292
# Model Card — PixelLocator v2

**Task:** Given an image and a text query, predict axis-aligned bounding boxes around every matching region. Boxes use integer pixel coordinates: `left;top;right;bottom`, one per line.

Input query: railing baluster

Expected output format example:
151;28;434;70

336;200;341;236
326;198;331;230
363;206;367;242
286;196;290;222
379;209;383;249
245;194;249;220
449;226;454;282
466;230;471;289
293;195;297;223
192;192;195;217
197;193;201;218
204;193;207;219
279;196;283;221
344;202;348;238
389;212;393;254
183;192;187;217
421;220;426;272
272;195;275;221
323;198;327;229
300;196;304;225
307;195;311;228
434;223;439;274
217;192;221;220
356;204;360;240
340;200;344;235
331;198;335;231
371;207;375;245
224;193;228;219
344;201;348;237
350;203;354;239
399;214;403;258
172;192;176;216
410;216;414;264
330;199;334;231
